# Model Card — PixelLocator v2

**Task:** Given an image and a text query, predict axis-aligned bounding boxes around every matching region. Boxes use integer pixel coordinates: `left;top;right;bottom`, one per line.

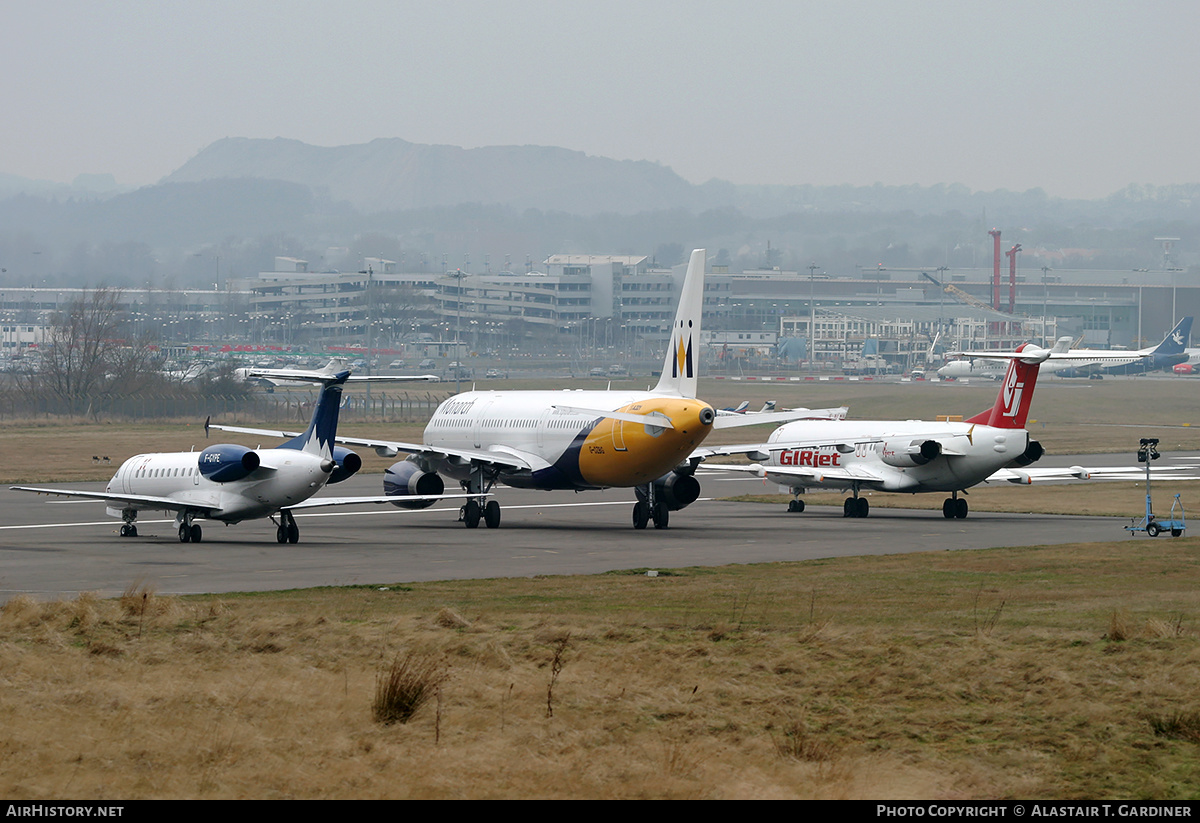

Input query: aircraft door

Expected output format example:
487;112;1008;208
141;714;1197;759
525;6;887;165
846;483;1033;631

472;400;494;450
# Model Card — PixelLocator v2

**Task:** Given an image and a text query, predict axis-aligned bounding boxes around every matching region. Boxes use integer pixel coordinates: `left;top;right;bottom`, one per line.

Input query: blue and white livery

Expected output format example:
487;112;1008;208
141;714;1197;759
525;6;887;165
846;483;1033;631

12;369;456;543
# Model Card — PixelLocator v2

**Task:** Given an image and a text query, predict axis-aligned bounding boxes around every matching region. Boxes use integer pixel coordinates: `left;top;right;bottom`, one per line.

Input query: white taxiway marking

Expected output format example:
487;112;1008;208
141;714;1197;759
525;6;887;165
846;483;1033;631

0;499;716;530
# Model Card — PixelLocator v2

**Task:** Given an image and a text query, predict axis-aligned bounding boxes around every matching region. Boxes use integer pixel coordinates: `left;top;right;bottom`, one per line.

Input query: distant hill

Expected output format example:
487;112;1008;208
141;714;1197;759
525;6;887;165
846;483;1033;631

164;137;709;216
164;136;1200;224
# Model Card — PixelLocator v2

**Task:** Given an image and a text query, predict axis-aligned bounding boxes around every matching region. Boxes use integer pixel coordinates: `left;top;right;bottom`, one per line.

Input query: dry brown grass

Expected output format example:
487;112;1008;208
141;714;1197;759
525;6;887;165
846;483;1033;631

373;651;447;726
2;540;1200;799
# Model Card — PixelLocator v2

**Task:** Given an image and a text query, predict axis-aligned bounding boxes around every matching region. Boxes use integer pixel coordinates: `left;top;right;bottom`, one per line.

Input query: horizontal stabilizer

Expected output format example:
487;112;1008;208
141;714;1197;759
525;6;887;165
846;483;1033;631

550;404;675;429
713;406;848;430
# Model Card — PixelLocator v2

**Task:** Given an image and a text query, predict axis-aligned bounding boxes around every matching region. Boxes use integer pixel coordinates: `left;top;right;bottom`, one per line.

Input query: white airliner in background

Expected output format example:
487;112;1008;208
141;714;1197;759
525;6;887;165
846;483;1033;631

1036;316;1191;378
937;337;1071;380
236;357;437;387
12;368;457;543
213;249;818;531
699;343;1195;519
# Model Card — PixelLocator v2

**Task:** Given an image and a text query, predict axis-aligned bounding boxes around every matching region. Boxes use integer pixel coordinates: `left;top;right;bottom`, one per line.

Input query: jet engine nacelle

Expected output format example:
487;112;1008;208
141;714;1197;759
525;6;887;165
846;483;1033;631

879;438;942;468
384;459;445;509
1175;363;1194;375
198;444;261;483
328;446;363;484
640;470;701;512
1006;439;1045;468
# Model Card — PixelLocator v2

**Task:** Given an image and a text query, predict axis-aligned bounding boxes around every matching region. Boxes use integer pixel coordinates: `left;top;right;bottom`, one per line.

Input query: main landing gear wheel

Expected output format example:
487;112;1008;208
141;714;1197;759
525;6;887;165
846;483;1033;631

943;498;969;519
484;500;501;529
787;499;805;513
178;523;192;543
633;501;650;530
652;502;670;530
462;499;482;529
844;497;869;517
120;524;138;537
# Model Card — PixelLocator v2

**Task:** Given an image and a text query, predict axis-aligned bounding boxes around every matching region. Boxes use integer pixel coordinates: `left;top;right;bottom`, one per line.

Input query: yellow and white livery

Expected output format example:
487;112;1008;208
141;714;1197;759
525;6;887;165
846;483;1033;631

334;249;717;530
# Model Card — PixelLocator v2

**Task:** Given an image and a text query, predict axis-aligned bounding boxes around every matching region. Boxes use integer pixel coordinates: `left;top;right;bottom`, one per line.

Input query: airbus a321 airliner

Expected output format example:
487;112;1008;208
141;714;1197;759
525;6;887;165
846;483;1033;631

212;249;815;530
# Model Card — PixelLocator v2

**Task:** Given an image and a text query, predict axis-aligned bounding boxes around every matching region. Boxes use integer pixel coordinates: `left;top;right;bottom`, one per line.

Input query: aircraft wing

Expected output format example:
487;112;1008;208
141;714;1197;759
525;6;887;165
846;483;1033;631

712;406;848;430
950;347;1148;363
283;492;487;510
985;466;1200;485
10;486;223;515
248;367;438;383
694;424;972;462
550;404;675;429
693;443;772;461
205;422;538;472
342;374;440;382
703;462;886;484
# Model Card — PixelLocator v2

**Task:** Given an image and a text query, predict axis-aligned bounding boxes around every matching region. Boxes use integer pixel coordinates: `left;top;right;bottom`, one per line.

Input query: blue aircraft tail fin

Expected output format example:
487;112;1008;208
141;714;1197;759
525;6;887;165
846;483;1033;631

1154;316;1192;355
280;370;351;457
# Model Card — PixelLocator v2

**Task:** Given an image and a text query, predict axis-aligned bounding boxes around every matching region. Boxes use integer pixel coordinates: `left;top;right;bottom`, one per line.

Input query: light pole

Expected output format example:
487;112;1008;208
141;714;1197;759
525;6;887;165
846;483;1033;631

1042;266;1052;346
452;269;466;393
808;262;819;369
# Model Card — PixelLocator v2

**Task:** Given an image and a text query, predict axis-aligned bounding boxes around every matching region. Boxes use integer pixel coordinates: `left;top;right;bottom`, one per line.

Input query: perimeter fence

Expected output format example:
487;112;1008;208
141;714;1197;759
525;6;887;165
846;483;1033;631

0;389;450;424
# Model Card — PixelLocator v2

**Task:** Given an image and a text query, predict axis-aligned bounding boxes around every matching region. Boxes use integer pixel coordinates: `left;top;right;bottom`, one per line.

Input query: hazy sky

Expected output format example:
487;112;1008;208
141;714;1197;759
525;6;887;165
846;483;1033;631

3;0;1198;199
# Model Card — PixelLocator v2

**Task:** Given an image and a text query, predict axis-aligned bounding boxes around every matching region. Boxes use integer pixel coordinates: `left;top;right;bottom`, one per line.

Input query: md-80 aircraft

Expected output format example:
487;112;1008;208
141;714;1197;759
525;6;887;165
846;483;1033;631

699;343;1155;519
938;337;1072;381
12;368;456;543
212;249;816;531
1038;316;1191;378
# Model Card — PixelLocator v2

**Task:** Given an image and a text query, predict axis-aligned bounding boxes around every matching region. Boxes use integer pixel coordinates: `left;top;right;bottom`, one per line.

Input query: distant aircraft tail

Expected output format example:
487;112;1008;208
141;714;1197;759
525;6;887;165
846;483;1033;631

965;345;1041;429
280;370;351;457
1153;316;1192;355
1051;336;1072;354
652;249;706;399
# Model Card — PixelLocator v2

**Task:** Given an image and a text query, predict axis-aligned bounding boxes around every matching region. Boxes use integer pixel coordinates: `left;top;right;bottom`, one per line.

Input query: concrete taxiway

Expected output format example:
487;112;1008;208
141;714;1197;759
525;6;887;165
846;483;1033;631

0;467;1156;602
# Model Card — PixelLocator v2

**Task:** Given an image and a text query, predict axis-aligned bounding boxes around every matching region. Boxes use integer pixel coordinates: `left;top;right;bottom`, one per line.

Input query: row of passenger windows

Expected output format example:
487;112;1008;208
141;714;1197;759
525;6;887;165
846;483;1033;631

430;417;588;430
128;465;198;478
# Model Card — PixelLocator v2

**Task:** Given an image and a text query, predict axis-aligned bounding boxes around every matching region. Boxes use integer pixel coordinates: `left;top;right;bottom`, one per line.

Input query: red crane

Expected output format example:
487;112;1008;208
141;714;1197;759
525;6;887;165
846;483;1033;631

989;229;1002;310
1005;243;1022;314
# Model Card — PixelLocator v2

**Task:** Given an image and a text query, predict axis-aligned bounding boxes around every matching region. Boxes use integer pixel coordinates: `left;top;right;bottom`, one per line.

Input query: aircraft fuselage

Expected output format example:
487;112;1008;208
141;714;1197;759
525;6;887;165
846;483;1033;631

107;449;333;522
762;418;1030;494
422;389;715;490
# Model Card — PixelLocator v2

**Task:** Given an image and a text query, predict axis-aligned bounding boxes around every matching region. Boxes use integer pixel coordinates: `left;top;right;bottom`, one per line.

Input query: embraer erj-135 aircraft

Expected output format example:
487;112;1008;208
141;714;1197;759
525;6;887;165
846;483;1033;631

698;343;1178;519
12;368;457;543
213;249;818;530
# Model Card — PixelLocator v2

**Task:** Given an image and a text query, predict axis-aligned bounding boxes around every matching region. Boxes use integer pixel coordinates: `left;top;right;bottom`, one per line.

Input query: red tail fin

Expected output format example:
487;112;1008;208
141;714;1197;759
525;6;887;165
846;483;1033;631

965;347;1041;428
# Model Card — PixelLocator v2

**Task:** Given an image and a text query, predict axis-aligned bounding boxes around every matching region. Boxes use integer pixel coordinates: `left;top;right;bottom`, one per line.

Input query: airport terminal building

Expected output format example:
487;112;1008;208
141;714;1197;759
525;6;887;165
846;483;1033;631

0;254;1194;371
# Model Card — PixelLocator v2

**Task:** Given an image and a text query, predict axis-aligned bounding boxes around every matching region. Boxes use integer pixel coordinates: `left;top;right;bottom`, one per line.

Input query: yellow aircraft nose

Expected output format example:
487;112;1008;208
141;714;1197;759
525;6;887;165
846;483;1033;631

577;398;715;487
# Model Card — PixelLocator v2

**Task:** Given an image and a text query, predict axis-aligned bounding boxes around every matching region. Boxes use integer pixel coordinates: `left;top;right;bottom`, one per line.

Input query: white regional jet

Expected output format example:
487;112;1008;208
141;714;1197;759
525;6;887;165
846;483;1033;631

12;368;457;543
699;343;1128;519
212;249;817;530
